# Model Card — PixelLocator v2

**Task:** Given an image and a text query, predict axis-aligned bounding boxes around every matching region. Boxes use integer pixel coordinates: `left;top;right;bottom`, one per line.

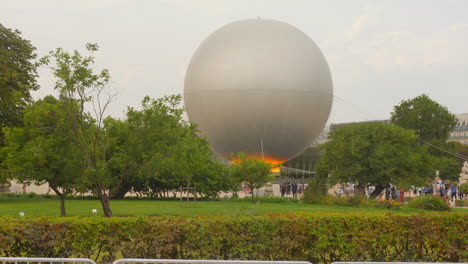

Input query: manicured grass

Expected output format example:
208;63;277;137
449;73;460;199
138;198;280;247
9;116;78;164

0;197;466;216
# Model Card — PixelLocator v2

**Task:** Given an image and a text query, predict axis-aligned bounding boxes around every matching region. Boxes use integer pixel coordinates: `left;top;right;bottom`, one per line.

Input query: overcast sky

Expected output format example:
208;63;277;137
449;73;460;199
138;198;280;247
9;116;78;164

2;0;467;124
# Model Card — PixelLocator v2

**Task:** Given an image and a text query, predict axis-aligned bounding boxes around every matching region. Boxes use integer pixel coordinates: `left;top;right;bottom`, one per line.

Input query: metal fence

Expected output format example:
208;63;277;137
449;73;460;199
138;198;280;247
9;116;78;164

0;258;97;264
112;259;312;264
332;262;467;264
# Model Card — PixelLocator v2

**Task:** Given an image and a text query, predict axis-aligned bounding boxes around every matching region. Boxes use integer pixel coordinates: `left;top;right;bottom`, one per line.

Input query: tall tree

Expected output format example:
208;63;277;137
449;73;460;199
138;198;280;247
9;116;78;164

0;24;39;184
0;23;39;132
316;123;434;198
391;94;456;142
2;96;83;215
229;152;273;200
40;44;116;216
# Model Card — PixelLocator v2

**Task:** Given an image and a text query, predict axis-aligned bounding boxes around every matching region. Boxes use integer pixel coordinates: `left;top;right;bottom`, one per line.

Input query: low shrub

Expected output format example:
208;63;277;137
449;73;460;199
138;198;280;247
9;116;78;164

375;199;402;210
404;196;416;203
346;194;366;206
0;214;466;263
229;196;299;203
455;199;468;207
408;195;450;211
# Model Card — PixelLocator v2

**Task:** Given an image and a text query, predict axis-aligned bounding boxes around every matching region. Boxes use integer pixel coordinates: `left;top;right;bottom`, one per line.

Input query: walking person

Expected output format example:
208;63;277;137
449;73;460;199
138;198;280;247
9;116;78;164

450;185;457;202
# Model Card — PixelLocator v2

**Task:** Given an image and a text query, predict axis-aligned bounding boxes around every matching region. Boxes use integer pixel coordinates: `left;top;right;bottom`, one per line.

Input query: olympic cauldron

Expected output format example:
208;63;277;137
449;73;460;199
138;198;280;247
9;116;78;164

184;19;333;169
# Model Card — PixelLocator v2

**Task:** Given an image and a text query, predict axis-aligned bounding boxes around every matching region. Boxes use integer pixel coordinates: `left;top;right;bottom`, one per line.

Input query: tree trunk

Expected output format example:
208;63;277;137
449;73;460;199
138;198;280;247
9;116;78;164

370;185;385;199
110;185;129;199
50;185;66;216
96;185;113;217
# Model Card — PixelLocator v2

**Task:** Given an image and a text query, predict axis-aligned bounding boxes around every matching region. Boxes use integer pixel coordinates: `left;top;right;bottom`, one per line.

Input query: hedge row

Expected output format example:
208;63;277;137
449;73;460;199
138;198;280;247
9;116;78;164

0;214;466;264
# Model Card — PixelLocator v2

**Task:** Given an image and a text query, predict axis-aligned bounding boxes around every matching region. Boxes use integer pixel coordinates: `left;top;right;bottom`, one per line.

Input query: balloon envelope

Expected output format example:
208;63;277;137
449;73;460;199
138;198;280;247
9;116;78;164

184;19;333;165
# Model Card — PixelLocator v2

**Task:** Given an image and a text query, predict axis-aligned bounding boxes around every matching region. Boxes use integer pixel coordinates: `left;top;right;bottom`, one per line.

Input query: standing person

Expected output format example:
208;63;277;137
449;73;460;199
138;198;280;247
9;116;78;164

292;183;298;198
450;185;457;202
280;184;285;197
394;188;400;201
439;182;446;197
399;188;404;202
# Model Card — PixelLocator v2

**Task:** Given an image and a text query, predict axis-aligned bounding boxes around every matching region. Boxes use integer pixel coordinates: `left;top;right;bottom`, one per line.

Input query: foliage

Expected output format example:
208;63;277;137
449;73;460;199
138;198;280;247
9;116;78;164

0;23;39;184
106;95;231;199
228;196;299;203
229;153;273;200
317;123;434;198
302;178;329;204
455;200;468;207
432;155;461;182
1;96;83;216
375;199;402;210
0;214;466;263
40;43;114;216
0;23;39;131
459;183;468;194
391;94;457;141
408;196;450;211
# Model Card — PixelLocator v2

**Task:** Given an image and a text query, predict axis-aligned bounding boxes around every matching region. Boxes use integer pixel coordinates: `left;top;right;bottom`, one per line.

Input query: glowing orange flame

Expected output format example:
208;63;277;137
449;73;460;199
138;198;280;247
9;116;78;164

230;155;284;173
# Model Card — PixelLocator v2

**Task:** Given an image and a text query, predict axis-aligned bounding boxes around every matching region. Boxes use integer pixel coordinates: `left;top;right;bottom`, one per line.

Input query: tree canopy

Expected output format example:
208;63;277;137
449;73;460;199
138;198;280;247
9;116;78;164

391;94;456;142
229;152;273;200
0;23;39;131
316;122;434;198
2;96;83;215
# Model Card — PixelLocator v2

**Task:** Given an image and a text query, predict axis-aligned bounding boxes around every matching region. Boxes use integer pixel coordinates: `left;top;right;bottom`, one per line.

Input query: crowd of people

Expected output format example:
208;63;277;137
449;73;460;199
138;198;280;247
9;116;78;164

280;182;308;198
335;180;467;204
411;179;465;202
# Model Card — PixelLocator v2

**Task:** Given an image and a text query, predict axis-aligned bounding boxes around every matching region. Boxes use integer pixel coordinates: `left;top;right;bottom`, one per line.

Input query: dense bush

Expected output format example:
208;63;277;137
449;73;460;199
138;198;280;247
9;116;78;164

227;196;299;203
459;183;468;193
455;199;468;207
302;178;329;204
403;196;416;203
375;199;402;210
408;195;450;211
0;214;466;263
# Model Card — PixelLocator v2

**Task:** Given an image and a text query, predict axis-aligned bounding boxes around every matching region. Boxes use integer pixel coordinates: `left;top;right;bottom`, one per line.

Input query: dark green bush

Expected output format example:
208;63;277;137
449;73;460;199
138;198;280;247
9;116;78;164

404;196;416;203
0;214;466;263
228;196;299;203
408;195;450;211
455;199;468;207
346;194;365;206
302;178;329;204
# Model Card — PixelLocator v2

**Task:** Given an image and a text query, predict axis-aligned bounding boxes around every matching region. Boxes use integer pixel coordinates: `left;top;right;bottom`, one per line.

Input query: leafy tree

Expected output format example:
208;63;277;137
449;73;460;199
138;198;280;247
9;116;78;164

40;44;115;216
2;96;83;215
459;182;468;194
432;155;464;182
0;23;39;133
159;123;232;198
105;95;187;199
229;152;273;200
316;123;434;198
0;23;39;184
391;94;456;142
107;96;231;199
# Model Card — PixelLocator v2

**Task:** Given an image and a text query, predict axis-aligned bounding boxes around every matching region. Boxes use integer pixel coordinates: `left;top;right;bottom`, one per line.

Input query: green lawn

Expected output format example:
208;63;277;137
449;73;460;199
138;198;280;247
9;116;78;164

1;197;466;216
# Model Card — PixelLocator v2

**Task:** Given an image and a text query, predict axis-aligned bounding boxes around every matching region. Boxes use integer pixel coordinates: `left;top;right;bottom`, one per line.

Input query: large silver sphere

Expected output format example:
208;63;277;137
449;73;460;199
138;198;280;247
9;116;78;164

184;19;333;165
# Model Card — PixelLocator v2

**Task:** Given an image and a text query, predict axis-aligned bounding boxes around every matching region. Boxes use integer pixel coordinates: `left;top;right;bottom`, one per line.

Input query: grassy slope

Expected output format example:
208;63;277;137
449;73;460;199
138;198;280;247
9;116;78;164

0;197;466;216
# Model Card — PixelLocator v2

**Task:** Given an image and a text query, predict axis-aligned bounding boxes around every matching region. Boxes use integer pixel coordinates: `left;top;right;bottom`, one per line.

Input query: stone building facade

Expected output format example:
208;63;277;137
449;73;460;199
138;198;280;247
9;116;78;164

448;113;468;145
